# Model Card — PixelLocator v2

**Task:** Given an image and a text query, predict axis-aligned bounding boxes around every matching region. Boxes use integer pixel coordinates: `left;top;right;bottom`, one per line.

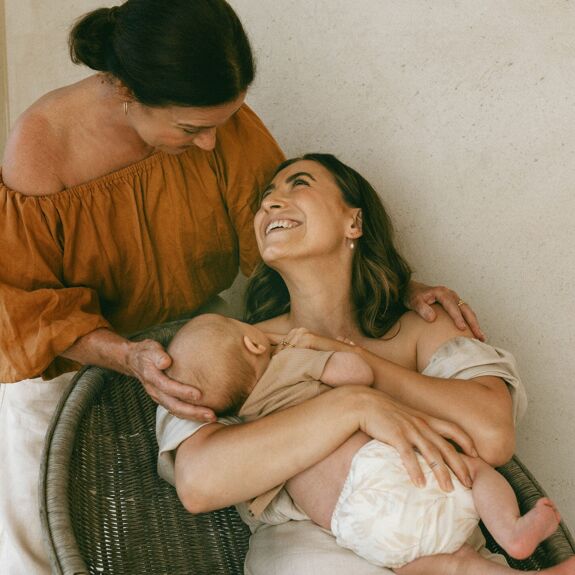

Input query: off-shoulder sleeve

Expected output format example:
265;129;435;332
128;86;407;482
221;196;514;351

422;337;528;423
212;105;285;277
0;184;111;382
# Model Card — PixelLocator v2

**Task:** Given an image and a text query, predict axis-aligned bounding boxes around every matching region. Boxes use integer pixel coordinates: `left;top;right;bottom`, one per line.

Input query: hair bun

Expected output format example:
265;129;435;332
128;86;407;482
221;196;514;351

67;0;255;107
68;7;119;72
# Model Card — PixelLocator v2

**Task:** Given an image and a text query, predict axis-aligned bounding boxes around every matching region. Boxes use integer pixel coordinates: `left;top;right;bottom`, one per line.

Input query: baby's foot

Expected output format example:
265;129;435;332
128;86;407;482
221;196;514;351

505;498;561;559
536;556;575;575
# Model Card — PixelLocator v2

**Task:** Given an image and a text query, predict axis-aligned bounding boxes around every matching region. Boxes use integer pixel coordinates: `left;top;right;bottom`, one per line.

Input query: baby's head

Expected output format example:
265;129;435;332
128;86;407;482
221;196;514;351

167;314;271;416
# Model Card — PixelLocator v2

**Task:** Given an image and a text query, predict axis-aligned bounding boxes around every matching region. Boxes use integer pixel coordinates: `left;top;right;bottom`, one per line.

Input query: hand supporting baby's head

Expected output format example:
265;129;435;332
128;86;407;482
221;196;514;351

167;314;270;416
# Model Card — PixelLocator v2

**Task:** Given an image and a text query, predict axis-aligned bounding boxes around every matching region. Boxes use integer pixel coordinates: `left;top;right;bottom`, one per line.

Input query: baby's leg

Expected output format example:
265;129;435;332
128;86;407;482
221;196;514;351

394;543;575;575
466;456;561;559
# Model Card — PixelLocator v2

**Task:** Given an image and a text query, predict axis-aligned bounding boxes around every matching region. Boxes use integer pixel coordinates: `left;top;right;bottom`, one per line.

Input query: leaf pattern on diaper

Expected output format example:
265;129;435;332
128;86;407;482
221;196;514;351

331;440;479;568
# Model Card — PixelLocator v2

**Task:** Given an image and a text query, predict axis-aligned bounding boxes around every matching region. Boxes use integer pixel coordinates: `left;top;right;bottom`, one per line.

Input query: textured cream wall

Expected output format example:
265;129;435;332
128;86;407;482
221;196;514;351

5;0;574;531
230;0;575;531
4;0;114;125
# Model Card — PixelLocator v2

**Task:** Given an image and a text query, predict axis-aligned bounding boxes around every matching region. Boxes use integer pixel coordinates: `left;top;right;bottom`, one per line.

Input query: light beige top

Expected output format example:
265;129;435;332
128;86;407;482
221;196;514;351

239;348;334;421
239;347;335;518
0;105;284;382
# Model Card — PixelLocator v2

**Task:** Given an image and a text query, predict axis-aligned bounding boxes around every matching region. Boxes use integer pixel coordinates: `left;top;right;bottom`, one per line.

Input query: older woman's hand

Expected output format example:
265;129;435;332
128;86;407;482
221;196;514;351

126;339;216;422
62;327;216;421
406;280;485;341
350;386;476;491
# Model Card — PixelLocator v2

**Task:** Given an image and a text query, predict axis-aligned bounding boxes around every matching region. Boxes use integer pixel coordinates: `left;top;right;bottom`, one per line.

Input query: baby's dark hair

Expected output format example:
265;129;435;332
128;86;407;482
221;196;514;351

167;314;255;416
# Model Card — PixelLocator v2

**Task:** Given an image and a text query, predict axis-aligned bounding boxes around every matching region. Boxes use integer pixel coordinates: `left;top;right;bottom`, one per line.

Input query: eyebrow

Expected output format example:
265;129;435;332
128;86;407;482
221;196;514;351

263;171;317;194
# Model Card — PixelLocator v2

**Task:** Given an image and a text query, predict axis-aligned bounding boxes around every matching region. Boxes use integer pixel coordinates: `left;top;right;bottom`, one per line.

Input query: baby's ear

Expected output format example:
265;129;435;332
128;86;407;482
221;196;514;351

243;335;267;356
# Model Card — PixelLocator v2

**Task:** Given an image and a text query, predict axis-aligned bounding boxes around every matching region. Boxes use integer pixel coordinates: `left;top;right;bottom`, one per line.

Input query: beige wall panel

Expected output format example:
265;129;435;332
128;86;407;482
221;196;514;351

231;0;575;530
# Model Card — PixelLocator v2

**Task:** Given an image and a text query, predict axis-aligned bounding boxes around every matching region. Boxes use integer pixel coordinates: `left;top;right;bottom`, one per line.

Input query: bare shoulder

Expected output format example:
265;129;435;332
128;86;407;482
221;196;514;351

414;304;474;371
366;307;474;372
2;90;72;195
2;80;87;196
358;310;419;368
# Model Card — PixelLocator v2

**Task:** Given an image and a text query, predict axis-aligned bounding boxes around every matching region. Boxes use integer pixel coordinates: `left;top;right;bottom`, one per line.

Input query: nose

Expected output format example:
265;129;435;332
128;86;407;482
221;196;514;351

193;128;217;151
260;192;288;212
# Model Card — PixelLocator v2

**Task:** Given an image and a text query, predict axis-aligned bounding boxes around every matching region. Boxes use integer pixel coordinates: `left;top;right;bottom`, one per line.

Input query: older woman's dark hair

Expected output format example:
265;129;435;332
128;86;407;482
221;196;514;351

245;153;412;338
69;0;254;107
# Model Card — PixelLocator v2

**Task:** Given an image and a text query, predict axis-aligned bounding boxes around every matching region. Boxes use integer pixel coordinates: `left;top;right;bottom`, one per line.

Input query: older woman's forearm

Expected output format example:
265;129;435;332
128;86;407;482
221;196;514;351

61;328;134;373
174;386;364;513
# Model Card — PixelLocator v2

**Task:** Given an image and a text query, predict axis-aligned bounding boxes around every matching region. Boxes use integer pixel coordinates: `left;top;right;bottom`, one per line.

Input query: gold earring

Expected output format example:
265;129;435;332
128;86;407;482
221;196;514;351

123;101;128;115
350;240;355;249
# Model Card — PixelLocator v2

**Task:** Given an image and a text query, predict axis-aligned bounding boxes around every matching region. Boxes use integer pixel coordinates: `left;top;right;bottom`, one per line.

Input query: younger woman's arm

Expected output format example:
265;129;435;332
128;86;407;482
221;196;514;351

348;310;515;465
174;385;476;513
268;312;515;466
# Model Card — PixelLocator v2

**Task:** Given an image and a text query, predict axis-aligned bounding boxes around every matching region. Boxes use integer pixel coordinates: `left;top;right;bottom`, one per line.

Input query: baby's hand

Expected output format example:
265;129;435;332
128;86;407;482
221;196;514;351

266;328;352;354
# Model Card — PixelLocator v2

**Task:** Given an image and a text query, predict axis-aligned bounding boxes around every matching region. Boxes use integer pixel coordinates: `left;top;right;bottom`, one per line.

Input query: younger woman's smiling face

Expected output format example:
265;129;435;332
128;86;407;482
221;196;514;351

254;160;359;266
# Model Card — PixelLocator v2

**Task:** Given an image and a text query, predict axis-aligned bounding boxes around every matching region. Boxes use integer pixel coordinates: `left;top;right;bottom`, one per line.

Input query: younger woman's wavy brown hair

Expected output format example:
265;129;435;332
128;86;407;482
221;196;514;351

245;153;412;338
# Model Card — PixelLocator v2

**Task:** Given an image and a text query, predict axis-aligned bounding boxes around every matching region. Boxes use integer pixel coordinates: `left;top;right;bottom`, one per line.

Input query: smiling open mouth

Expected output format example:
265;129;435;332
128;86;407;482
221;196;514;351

265;219;301;235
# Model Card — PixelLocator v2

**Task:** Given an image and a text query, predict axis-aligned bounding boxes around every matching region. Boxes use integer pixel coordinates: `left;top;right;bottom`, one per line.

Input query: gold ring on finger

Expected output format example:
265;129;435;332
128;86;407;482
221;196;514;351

457;299;465;307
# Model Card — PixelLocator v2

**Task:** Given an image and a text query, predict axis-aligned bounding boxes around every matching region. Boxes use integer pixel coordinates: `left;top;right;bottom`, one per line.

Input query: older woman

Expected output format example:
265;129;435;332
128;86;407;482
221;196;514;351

157;154;528;574
0;1;281;572
1;2;479;573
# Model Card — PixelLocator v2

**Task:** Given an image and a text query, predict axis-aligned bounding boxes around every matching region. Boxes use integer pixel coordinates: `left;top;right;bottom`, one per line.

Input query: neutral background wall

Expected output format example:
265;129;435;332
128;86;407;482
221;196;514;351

3;0;574;531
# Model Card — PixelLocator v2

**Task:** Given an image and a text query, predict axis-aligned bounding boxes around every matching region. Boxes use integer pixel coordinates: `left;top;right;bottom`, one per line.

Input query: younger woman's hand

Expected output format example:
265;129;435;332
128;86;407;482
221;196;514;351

349;386;476;491
266;328;351;354
126;339;216;422
405;280;485;341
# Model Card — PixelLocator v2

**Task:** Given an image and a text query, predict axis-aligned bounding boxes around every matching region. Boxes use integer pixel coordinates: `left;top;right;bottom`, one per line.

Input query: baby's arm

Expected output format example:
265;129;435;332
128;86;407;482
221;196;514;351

320;351;374;387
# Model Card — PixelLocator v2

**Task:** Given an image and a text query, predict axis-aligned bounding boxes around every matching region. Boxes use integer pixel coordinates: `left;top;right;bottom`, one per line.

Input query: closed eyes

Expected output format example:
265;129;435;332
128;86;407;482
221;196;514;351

181;127;200;135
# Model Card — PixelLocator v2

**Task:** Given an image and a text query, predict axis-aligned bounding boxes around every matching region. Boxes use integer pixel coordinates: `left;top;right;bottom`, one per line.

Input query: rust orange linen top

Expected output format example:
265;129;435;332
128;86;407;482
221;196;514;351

0;105;284;382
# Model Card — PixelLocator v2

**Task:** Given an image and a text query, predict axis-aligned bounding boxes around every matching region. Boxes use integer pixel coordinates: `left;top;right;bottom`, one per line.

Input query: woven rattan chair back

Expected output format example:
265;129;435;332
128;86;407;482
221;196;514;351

41;319;250;575
40;320;575;574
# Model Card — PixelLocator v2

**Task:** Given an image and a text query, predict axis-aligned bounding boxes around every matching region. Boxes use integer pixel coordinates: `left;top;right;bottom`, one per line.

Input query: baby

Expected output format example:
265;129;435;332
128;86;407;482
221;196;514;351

167;313;563;572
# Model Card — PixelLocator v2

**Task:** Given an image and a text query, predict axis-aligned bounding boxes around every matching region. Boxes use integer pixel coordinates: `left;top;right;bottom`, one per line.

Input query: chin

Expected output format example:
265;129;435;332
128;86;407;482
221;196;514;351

262;246;306;269
261;248;286;266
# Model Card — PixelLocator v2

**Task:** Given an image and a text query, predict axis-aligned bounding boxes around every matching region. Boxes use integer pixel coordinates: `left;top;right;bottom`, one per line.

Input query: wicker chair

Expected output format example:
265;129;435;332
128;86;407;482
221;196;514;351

40;319;575;575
